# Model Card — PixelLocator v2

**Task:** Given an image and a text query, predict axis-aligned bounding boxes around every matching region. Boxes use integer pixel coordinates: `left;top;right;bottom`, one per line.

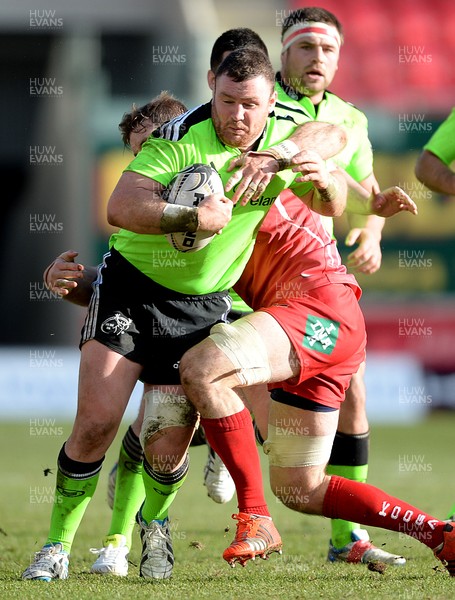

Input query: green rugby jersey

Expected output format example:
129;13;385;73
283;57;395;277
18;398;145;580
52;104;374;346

275;78;373;182
111;102;312;295
423;108;455;166
275;77;374;237
229;289;252;314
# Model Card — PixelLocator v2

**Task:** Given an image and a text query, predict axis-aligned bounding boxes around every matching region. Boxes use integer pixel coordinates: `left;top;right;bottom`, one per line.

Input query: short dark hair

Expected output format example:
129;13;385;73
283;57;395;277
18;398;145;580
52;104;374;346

210;28;269;72
281;7;344;43
215;47;275;88
118;91;187;146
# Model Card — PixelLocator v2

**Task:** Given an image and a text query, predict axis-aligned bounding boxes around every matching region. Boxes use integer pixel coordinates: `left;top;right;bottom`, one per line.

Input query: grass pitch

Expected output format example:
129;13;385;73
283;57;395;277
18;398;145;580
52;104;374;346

1;412;454;599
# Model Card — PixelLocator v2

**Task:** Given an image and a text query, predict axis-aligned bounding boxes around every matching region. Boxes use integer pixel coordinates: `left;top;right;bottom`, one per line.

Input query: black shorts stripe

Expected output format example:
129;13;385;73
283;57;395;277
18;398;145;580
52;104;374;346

81;254;107;344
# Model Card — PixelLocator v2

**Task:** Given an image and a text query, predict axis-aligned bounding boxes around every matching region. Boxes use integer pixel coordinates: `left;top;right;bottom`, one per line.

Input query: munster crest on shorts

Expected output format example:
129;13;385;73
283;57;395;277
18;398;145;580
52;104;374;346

101;312;132;335
303;315;340;355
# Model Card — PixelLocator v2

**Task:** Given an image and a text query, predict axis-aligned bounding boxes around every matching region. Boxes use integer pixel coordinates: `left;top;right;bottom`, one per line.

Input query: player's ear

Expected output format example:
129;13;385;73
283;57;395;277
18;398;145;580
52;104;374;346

269;89;278;113
207;70;215;91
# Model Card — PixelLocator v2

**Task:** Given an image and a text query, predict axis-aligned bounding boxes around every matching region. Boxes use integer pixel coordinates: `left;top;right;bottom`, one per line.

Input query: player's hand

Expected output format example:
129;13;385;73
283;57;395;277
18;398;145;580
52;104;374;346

371;186;418;217
292;150;330;190
197;193;233;234
44;250;84;296
345;228;382;274
225;153;279;206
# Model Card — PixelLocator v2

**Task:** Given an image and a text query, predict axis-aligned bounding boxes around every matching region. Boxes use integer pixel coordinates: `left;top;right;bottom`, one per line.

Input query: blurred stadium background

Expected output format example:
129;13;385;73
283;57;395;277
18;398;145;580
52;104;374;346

0;0;454;422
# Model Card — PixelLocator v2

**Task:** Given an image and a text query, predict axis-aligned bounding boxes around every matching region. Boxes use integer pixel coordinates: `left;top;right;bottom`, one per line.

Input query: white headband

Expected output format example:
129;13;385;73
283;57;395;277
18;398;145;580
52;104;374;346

281;21;342;53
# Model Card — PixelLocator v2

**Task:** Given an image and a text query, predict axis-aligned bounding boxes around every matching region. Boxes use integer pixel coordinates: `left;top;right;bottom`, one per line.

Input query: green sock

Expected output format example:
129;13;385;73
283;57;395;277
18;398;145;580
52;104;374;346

326;464;368;548
141;454;189;523
108;428;145;548
46;446;103;553
446;503;455;520
326;430;369;549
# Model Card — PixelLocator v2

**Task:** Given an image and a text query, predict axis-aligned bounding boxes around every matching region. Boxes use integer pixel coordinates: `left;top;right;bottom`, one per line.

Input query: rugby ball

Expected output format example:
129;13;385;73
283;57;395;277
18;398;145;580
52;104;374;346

163;163;224;253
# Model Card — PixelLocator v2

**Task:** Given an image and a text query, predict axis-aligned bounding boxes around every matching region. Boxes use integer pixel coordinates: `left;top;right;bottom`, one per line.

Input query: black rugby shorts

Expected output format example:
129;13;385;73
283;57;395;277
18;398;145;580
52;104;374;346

80;249;231;384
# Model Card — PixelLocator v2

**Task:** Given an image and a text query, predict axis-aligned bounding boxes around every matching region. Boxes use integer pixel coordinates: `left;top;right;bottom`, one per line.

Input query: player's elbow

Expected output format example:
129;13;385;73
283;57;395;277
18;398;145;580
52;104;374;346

334;124;347;150
107;172;142;228
107;210;120;228
107;194;124;228
308;198;345;218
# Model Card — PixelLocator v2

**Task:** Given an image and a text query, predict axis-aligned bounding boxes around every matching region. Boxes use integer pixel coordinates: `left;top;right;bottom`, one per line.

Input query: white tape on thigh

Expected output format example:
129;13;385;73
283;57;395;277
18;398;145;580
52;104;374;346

263;425;333;467
209;320;272;386
140;390;199;447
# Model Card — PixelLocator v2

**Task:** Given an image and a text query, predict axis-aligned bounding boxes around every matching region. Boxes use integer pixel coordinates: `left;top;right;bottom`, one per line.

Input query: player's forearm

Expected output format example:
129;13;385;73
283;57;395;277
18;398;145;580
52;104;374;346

107;172;168;234
289;121;347;160
415;150;455;195
108;191;167;233
310;171;347;217
341;172;376;215
344;173;385;232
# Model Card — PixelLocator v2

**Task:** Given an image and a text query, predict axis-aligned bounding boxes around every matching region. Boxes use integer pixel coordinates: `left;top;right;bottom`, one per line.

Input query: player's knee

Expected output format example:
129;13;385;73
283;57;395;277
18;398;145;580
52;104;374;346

140;389;199;448
179;344;212;393
71;419;115;455
184;320;272;389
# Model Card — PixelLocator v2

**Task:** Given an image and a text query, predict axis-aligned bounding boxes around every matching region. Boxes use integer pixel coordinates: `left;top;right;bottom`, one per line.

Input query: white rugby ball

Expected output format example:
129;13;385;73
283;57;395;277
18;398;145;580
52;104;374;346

163;163;224;253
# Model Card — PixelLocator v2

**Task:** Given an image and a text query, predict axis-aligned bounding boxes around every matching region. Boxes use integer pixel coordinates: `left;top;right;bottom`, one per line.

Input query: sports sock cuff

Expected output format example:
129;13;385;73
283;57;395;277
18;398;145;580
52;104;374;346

201;407;251;432
143;453;189;484
241;506;270;516
57;443;105;479
326;463;368;483
328;430;369;466
322;474;343;518
122;425;144;462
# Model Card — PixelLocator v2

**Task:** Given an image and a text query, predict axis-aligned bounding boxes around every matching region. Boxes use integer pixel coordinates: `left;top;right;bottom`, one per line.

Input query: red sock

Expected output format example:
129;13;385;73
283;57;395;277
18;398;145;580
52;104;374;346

323;475;445;549
201;407;269;516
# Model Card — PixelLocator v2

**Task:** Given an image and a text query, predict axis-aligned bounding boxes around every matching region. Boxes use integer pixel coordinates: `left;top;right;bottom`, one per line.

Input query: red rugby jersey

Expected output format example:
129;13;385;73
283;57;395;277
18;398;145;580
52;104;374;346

234;189;361;310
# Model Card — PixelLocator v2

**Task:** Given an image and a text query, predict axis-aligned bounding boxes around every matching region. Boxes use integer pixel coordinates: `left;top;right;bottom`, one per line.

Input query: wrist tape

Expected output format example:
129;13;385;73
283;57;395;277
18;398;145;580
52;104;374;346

160;204;199;233
247;139;300;171
317;173;340;203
